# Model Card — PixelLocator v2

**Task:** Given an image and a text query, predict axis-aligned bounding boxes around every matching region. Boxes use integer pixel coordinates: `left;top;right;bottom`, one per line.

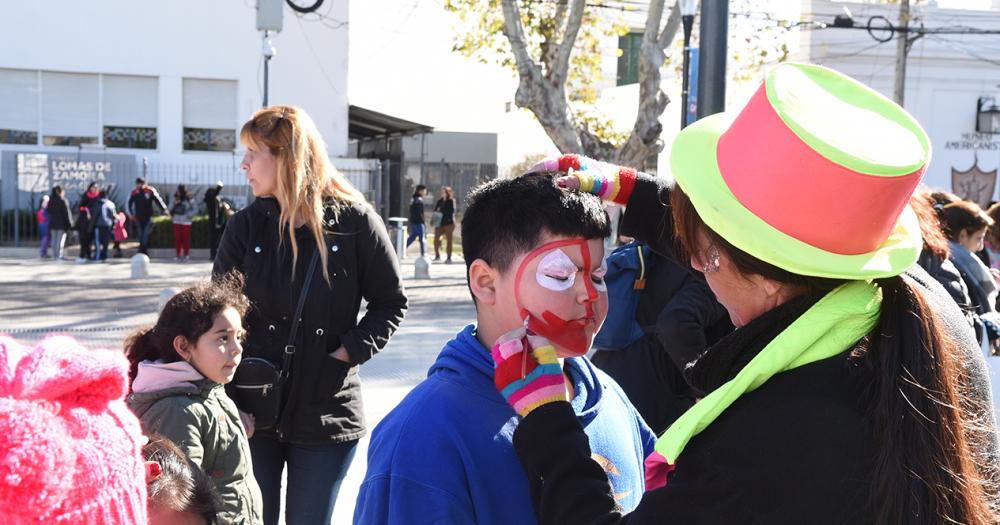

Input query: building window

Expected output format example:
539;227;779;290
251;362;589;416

617;32;643;86
104;126;157;149
0;68;39;145
42;71;99;146
183;78;237;152
103;75;158;149
182;127;236;151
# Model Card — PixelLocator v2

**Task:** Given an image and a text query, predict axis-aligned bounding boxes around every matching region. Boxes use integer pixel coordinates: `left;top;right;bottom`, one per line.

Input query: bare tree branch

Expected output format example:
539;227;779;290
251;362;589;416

550;0;586;85
501;0;541;82
501;0;582;153
615;0;682;165
657;0;682;51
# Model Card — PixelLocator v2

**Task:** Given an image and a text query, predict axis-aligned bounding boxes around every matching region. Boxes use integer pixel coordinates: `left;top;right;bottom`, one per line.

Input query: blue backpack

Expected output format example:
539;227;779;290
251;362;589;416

594;241;654;351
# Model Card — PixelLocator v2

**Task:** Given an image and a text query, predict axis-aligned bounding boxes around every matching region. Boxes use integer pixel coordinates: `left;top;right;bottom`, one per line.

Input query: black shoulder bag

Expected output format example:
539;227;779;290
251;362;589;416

230;250;320;431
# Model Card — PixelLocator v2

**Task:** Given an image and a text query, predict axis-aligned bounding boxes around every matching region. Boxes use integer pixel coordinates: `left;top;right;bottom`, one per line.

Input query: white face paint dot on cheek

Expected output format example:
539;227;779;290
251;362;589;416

535;249;578;292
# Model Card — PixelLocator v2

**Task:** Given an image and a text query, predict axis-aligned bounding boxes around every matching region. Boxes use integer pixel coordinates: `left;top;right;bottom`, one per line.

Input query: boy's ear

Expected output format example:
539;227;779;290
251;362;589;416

172;335;192;361
469;259;500;306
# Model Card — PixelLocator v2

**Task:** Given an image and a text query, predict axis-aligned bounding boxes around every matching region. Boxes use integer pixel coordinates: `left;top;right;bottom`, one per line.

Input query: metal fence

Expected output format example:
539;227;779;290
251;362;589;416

0;153;383;246
402;160;498;219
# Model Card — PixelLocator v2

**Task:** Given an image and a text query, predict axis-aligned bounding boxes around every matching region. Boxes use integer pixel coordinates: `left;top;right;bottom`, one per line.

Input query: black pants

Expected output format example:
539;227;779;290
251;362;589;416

591;335;696;435
78;228;94;259
209;224;221;259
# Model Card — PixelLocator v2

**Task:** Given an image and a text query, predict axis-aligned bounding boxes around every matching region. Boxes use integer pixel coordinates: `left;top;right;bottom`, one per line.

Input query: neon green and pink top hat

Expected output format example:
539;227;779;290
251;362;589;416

671;62;930;279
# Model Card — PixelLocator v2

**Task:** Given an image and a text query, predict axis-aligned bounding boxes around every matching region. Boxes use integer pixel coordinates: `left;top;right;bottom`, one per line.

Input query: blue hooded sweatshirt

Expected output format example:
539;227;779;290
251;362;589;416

355;324;655;524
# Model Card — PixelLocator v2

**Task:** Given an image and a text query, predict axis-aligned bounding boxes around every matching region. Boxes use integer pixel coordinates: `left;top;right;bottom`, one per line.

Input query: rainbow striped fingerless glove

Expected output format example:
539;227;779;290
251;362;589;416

531;154;637;206
491;331;566;417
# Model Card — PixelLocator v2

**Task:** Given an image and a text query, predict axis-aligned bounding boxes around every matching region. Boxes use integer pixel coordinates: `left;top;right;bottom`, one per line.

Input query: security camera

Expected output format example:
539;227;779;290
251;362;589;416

262;37;277;59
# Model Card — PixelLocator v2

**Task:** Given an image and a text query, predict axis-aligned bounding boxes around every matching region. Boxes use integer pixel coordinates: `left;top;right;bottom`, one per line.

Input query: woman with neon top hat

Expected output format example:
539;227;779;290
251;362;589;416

490;63;1000;524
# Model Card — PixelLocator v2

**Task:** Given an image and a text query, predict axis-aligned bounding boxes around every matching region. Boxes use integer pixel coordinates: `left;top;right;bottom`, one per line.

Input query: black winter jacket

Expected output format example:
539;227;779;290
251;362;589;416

128;186;168;222
214;197;407;444
47;194;73;230
512;174;1000;524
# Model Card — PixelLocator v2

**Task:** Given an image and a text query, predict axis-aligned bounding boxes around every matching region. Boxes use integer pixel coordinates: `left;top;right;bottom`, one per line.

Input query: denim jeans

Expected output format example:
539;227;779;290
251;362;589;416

50;229;67;259
405;223;425;257
137;219;154;253
250;436;359;525
94;225;111;260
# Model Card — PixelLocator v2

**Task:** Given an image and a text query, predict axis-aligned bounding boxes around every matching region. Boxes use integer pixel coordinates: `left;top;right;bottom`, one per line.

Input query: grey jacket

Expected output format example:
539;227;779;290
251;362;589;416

128;362;263;524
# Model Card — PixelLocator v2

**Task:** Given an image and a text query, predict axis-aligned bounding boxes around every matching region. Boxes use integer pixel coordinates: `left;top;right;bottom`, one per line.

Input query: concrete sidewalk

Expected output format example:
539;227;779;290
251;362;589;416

0;253;475;523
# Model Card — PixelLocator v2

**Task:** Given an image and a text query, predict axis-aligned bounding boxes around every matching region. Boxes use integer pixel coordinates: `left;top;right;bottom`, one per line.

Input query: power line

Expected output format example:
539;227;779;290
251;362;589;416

293;13;344;95
927;34;1000;67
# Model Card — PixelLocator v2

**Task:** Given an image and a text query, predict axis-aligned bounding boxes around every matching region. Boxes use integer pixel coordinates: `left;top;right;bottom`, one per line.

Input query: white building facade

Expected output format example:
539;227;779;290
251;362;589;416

0;0;357;209
801;0;1000;206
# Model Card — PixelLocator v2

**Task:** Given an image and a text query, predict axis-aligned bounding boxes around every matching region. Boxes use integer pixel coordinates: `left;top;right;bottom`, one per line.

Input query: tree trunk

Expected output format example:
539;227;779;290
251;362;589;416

500;0;683;171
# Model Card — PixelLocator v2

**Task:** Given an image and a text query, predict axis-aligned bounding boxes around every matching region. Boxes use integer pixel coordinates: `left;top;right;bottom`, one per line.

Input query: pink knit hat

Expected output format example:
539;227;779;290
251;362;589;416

0;335;148;524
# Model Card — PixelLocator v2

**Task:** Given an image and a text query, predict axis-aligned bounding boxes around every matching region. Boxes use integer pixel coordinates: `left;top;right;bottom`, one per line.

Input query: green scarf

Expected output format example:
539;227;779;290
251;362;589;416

656;280;882;463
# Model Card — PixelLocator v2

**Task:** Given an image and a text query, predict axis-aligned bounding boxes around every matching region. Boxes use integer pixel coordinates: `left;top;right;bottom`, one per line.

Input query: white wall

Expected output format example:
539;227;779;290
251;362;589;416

802;0;1000;197
401;131;498;165
1;0;350;171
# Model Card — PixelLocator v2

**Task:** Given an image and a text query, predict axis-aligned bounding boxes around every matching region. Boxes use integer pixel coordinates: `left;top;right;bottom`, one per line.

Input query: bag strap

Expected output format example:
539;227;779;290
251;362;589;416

280;249;320;380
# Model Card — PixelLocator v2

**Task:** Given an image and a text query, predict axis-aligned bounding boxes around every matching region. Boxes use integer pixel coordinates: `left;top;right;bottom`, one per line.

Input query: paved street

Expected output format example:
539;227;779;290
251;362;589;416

0;253;475;523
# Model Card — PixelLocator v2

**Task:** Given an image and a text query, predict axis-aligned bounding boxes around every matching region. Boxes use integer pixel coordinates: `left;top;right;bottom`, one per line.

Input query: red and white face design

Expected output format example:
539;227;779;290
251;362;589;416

512;237;609;357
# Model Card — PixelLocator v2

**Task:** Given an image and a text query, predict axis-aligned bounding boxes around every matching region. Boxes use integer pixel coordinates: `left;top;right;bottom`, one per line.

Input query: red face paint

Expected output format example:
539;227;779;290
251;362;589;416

513;239;602;357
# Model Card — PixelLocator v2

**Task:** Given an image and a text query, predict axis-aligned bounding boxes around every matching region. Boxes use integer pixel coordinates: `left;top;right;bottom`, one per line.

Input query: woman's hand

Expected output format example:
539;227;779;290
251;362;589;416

330;346;352;363
491;326;567;417
525;153;637;206
238;410;255;439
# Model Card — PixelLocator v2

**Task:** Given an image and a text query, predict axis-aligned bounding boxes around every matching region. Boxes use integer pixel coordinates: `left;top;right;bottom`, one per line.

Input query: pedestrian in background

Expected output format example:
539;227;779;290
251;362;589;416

432;186;456;263
215;105;407;525
92;190;117;262
76;182;99;263
128;177;169;256
47;185;73;260
405;185;427;258
37;194;50;258
171;184;196;262
113;211;128;258
941;200;1000;349
205;181;224;260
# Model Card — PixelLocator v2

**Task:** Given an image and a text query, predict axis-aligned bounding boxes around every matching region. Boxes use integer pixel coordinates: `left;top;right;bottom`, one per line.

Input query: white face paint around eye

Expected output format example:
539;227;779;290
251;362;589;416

535;248;578;292
591;257;608;292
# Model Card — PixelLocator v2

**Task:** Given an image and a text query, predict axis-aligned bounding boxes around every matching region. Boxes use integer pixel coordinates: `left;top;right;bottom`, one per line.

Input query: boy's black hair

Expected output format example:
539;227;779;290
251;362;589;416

461;173;609;279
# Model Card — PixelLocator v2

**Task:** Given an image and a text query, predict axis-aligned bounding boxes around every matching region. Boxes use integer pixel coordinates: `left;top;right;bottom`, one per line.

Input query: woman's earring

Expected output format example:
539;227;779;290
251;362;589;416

701;245;721;273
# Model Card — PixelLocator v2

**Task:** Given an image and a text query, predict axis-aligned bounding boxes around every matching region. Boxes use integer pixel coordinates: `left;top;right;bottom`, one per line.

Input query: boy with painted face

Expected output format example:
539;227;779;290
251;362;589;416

355;173;655;524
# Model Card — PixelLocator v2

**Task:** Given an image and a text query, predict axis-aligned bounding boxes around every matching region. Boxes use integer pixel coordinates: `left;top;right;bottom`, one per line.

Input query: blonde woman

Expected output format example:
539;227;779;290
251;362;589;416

214;105;407;524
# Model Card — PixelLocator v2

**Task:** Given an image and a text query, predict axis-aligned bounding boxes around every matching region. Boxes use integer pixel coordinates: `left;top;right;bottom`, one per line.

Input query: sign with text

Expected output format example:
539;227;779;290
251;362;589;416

1;150;137;209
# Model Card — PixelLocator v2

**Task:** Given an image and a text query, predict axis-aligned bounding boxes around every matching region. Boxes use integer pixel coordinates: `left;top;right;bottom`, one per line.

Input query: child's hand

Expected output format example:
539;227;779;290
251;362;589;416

490;326;567;417
524;153;637;206
238;409;255;439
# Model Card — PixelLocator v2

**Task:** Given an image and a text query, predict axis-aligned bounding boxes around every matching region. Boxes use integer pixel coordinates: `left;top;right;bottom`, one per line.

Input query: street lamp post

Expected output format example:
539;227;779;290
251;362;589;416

262;31;276;108
679;0;697;130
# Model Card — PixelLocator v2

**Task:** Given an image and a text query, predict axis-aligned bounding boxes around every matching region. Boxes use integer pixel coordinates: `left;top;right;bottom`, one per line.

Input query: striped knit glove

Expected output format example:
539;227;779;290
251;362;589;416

526;153;638;206
491;327;567;417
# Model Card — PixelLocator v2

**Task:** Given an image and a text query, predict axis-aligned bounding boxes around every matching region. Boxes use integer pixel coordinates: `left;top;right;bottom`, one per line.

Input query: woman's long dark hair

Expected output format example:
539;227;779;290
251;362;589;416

671;188;998;524
124;272;249;384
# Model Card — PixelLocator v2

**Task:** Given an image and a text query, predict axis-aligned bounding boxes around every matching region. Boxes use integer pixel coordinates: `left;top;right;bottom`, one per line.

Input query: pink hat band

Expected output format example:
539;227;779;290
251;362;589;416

716;86;925;256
